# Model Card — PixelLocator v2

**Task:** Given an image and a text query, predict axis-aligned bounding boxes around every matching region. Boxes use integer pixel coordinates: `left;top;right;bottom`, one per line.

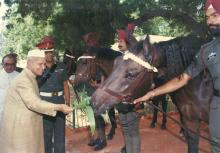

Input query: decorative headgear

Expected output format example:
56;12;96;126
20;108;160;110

205;0;220;13
117;23;136;41
82;32;100;47
117;29;127;41
27;48;45;58
36;36;54;52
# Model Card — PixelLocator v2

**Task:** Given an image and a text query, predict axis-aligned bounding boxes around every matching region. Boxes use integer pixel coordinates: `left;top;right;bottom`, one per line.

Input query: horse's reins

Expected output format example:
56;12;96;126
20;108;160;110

98;47;220;147
76;49;219;147
66;85;81;126
146;101;220;147
102;69;153;102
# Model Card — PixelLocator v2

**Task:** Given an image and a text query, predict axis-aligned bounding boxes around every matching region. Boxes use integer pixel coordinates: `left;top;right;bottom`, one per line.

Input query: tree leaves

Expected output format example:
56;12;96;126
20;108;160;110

72;89;96;135
2;0;208;56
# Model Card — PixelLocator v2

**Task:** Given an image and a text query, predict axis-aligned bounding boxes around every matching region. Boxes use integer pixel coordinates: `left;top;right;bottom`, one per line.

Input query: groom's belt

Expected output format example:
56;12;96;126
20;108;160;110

40;91;63;97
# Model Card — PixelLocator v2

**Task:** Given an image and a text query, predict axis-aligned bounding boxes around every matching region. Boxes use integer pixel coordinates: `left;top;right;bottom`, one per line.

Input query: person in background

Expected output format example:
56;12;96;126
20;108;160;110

134;1;220;152
36;36;70;153
0;48;72;153
0;53;19;121
116;23;141;153
10;53;23;72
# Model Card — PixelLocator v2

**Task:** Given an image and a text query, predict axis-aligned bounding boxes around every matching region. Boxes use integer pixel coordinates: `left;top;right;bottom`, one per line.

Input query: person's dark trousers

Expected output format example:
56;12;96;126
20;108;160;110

119;111;140;153
43;112;65;153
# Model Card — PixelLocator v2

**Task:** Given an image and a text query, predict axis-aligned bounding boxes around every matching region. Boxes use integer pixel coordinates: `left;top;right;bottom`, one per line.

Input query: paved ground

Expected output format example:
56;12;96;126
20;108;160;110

66;113;211;153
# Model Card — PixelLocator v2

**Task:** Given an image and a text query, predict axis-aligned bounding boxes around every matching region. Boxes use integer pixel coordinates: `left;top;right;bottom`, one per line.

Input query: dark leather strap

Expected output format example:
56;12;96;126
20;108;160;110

104;88;124;100
214;89;220;97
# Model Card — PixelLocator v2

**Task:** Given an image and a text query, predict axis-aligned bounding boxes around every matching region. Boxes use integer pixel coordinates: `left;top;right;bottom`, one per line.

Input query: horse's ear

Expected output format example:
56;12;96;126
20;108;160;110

143;35;151;54
125;29;138;49
64;48;70;54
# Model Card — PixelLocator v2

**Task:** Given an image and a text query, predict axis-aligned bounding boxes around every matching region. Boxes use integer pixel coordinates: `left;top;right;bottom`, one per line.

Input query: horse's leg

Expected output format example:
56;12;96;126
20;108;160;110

94;115;107;151
161;95;167;129
183;118;200;153
170;94;184;136
150;99;159;128
107;107;117;140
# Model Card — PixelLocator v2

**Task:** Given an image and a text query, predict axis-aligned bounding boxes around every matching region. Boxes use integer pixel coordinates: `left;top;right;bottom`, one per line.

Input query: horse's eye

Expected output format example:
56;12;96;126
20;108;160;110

125;70;139;80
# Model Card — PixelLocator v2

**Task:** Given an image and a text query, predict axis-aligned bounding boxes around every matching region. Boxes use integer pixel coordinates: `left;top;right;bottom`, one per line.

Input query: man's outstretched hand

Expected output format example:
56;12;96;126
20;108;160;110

57;104;73;114
133;91;155;104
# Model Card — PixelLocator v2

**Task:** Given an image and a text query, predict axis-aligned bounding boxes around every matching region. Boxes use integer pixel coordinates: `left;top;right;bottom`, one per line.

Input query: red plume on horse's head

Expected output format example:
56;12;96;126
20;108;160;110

82;32;100;48
205;0;220;13
127;23;136;33
36;36;54;50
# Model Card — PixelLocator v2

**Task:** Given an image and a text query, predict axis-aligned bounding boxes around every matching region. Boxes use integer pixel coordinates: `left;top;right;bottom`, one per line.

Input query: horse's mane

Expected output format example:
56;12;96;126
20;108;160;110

129;40;145;54
154;35;207;79
87;47;122;60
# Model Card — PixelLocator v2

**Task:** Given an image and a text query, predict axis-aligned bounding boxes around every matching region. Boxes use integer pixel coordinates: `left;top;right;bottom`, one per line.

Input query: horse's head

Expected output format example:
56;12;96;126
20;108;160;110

74;51;97;85
74;47;122;86
92;36;162;115
63;49;82;77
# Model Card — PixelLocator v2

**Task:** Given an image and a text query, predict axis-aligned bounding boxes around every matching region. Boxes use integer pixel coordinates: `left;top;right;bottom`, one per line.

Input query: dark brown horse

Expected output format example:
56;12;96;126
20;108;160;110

74;47;122;84
63;49;82;77
74;47;122;140
150;77;169;129
75;46;170;133
92;35;213;153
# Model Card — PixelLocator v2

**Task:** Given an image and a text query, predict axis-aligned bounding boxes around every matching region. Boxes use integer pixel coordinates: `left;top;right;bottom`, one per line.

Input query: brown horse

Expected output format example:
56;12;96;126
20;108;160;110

75;46;170;132
63;48;82;77
74;47;121;84
74;47;121;140
92;35;213;153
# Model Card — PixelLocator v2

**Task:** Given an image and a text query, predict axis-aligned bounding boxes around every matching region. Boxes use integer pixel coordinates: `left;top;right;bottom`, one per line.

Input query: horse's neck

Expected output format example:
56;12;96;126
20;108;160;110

96;59;113;77
153;45;166;68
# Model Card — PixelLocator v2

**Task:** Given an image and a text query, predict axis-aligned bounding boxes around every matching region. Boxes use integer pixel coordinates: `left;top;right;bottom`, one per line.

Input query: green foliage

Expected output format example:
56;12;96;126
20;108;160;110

3;14;53;58
72;89;96;135
137;17;190;37
0;32;6;60
2;4;58;58
4;0;126;51
52;0;125;50
2;0;208;56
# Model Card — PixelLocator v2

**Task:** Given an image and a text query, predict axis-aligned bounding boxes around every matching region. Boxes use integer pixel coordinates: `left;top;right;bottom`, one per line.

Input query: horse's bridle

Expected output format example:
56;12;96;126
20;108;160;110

98;45;158;102
64;53;77;76
75;56;97;80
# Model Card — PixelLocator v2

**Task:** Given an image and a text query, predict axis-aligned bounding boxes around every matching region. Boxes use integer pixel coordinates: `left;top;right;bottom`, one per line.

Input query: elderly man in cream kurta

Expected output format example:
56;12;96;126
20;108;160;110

0;54;19;122
0;49;72;153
